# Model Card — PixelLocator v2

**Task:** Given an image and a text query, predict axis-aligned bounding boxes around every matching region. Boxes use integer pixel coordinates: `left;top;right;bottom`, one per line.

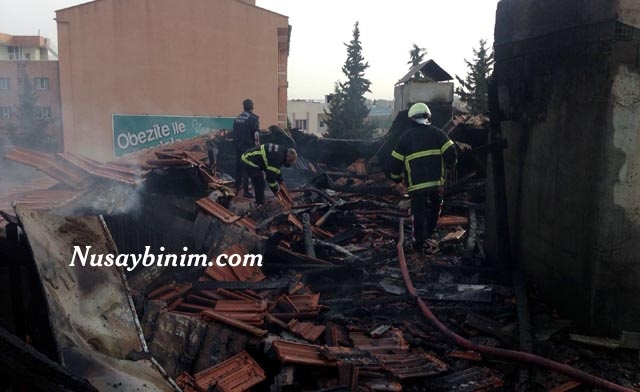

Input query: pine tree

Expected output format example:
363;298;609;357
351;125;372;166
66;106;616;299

10;69;52;150
407;43;428;81
325;21;372;139
455;39;494;114
408;44;426;68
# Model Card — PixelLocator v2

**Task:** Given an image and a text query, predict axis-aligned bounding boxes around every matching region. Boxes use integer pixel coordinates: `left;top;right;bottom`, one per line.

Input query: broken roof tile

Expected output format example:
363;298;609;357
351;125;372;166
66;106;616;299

194;351;265;392
272;340;336;367
201;310;268;337
196;197;256;231
287;319;326;342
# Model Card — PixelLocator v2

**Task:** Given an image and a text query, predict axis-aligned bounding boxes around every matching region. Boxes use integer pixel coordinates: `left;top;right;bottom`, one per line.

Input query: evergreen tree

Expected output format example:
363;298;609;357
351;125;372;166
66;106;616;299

325;21;372;139
407;43;428;81
455;39;494;114
10;69;52;150
408;44;427;68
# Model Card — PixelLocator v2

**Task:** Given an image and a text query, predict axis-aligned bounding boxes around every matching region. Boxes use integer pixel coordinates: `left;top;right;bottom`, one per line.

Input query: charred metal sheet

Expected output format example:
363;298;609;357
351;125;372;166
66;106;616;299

272;340;336;367
15;206;178;391
194;351;265;392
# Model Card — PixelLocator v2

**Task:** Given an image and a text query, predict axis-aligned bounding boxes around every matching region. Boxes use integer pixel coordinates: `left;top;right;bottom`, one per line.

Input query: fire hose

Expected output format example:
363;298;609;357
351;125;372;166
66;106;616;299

395;219;636;392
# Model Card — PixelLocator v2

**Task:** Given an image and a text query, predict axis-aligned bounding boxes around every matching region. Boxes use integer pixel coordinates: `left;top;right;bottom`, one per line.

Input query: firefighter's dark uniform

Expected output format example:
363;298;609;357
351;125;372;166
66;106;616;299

241;143;289;205
232;111;259;193
390;123;457;248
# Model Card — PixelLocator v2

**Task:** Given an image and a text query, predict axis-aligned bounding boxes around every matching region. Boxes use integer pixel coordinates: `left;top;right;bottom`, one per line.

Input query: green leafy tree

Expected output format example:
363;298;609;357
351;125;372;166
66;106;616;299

455;39;494;114
324;21;372;139
10;70;52;150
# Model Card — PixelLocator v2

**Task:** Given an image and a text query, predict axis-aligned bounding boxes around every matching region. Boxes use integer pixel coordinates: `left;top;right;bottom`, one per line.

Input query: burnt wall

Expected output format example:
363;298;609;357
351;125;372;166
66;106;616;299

491;0;640;334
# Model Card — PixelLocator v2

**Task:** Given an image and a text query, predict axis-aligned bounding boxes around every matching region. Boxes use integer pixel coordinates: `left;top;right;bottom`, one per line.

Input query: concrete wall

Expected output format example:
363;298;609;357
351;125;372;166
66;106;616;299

288;100;327;137
56;0;289;161
492;0;640;334
0;61;63;148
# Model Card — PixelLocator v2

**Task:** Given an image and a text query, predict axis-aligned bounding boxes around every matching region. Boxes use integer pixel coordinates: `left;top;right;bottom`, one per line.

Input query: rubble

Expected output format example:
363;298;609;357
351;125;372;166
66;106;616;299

1;133;639;392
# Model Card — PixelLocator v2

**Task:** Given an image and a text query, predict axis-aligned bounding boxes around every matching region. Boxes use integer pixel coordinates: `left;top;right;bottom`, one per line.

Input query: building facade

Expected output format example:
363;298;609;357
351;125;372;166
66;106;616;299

56;0;290;161
0;33;62;151
491;0;640;335
287;99;328;137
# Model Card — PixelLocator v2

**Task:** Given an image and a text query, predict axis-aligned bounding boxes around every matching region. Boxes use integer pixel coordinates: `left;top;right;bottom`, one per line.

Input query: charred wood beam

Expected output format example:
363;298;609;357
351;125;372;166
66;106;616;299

302;213;317;258
313;239;359;262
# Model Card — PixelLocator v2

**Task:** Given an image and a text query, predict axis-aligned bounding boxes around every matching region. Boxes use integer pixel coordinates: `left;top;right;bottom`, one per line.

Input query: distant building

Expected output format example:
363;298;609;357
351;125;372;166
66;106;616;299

0;33;57;61
367;99;394;136
0;33;62;150
56;0;290;160
288;99;328;137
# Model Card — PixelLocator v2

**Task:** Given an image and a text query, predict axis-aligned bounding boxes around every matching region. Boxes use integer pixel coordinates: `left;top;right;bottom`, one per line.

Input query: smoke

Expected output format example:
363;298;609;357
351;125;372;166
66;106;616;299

0;135;49;197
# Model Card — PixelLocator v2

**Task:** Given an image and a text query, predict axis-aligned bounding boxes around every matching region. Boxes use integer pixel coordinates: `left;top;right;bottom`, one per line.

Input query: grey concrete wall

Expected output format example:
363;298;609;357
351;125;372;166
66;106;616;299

491;0;640;334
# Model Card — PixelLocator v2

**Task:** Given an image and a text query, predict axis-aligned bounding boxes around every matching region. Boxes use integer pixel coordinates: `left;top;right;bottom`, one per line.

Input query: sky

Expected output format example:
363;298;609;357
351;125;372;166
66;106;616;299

0;0;499;100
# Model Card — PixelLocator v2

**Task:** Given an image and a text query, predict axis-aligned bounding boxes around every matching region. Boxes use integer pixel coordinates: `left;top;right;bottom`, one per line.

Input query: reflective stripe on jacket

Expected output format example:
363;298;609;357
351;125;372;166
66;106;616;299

241;143;286;188
389;123;457;193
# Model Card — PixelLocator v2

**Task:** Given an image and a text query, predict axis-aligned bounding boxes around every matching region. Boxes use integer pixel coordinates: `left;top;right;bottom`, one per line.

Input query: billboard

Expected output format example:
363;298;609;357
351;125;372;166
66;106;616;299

112;114;235;157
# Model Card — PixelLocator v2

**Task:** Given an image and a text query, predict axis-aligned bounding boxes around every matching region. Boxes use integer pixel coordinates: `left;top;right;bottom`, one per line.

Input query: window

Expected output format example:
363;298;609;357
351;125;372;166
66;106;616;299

25;53;31;60
8;46;23;60
295;119;307;130
37;106;51;118
0;78;8;90
319;121;325;128
0;107;10;118
34;77;49;90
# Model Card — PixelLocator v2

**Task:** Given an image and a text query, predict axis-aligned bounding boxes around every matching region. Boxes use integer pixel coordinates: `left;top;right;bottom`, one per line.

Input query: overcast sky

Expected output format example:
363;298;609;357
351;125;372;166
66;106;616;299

0;0;499;100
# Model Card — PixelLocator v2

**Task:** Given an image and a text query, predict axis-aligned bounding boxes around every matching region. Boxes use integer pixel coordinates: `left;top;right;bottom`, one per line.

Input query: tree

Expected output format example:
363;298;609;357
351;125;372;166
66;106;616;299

324;21;372;139
455;39;494;115
408;44;427;68
10;69;52;151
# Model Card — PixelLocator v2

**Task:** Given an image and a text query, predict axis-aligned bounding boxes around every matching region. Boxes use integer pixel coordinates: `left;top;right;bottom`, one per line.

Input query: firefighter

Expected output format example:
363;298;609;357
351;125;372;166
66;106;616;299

390;102;457;252
232;99;260;197
240;143;298;205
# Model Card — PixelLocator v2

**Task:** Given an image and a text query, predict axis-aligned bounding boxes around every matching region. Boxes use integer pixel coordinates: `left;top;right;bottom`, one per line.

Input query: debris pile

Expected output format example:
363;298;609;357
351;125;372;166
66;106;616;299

1;133;639;392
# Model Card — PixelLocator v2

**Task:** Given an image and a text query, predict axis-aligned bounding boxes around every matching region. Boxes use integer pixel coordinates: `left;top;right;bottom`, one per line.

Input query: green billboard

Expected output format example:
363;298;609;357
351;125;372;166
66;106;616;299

112;114;235;157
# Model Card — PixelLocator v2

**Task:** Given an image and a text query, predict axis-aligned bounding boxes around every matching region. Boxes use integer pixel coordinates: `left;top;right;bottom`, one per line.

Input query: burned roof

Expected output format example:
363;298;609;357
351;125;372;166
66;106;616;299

396;59;454;85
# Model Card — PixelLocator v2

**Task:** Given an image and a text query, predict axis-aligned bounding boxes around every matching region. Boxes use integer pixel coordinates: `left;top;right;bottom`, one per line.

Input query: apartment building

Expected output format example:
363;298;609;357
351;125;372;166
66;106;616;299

0;33;62;150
